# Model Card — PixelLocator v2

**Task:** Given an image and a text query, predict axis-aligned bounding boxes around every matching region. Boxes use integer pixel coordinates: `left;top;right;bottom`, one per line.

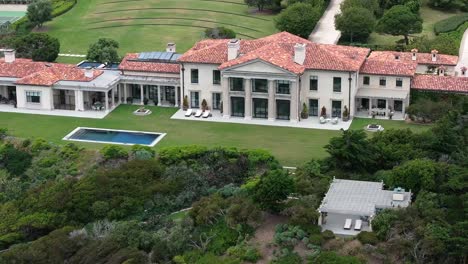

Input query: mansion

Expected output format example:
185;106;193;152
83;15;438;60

0;32;467;123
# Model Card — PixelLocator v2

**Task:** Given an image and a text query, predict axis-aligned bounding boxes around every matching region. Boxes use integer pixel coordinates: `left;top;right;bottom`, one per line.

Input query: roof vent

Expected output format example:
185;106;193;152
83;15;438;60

166;42;176;53
227;39;240;61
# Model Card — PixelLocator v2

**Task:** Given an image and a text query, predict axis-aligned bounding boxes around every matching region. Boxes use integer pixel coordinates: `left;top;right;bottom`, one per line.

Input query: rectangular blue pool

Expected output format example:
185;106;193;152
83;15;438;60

63;127;165;147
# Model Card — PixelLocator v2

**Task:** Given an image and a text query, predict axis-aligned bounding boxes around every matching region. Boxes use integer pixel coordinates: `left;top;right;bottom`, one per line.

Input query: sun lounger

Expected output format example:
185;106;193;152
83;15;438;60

202;110;211;118
185;109;193;117
319;116;326;124
354;219;362;231
194;109;203;117
344;218;352;230
332;117;338;124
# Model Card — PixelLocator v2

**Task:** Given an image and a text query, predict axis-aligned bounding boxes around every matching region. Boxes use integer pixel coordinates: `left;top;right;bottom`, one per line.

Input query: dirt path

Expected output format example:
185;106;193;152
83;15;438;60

249;213;288;264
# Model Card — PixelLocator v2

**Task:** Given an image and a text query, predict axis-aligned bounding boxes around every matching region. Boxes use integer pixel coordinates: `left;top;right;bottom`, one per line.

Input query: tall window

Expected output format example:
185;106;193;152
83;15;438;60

230;78;244;91
396;78;403;87
310;76;318;91
363;76;370;85
26;91;41;103
253;98;268;118
309;99;318;116
191;69;199;84
332;100;342;117
231;97;245;117
379;77;386;86
377;99;386;108
190;91;199;108
276;100;290;120
212;93;221;109
252;79;268;93
276;80;290;94
213;70;221;84
333;77;341;92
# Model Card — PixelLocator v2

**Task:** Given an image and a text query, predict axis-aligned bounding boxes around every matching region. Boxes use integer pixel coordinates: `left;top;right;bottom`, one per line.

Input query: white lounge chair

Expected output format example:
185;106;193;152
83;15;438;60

194;109;203;117
184;109;193;117
344;218;352;230
332;117;339;124
354;219;362;231
319;116;326;124
202;110;211;118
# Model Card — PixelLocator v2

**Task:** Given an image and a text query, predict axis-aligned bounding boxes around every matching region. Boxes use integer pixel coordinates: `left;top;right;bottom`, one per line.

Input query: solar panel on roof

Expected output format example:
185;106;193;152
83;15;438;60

171;54;181;61
136;51;181;62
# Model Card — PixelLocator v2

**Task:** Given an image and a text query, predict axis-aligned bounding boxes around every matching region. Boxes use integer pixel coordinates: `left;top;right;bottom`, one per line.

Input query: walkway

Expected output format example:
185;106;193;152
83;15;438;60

0;4;27;12
455;28;468;76
0;104;114;119
309;0;344;44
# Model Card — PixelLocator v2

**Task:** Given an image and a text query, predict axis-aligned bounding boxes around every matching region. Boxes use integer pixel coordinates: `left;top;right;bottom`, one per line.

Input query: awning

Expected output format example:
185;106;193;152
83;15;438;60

356;88;408;100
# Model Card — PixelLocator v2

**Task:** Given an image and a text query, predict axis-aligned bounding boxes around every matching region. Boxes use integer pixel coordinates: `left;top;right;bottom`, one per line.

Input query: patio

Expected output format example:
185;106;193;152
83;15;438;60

320;213;371;237
0;103;116;119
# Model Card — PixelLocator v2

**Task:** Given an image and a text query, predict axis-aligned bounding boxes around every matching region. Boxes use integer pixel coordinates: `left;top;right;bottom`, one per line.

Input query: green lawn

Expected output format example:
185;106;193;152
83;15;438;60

45;0;277;55
0;105;430;166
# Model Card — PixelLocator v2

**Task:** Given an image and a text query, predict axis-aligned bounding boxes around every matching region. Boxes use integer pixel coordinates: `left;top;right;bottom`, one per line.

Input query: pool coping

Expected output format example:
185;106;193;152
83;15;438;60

62;127;166;147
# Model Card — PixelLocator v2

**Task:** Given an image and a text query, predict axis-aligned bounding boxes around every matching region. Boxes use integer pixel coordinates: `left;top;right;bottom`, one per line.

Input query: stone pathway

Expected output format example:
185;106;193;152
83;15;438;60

309;0;344;44
455;28;468;76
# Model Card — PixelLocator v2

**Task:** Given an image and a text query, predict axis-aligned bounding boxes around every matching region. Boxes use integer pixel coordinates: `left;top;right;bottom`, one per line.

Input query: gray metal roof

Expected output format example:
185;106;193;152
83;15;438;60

318;179;411;216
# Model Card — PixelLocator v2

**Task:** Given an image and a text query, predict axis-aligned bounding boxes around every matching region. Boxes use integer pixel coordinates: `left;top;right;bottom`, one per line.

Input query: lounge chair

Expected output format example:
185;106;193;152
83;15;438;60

354;219;362;231
319;116;326;124
202;110;211;118
194;109;203;117
344;218;352;230
332;117;338;124
184;109;193;117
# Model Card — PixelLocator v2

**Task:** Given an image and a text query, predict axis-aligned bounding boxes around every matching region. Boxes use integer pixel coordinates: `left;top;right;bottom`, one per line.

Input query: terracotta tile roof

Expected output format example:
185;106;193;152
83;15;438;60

119;53;180;73
411;75;468;93
368;51;458;66
360;59;417;76
0;58;49;78
15;64;103;86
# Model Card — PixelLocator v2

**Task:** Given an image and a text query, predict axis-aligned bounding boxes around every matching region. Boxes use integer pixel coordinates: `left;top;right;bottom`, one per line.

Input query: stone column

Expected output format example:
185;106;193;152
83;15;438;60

175;86;179;107
140;84;144;105
74;90;84;111
111;87;115;107
157;86;162;106
268;79;275;121
290;80;299;122
74;90;80;111
124;83;128;103
368;97;372;116
244;78;252;120
222;76;230;118
104;91;109;112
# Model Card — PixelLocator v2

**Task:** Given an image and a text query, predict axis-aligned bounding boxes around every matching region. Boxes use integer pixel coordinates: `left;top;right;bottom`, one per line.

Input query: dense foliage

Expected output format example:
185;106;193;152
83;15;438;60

5;33;60;62
434;13;468;34
204;27;236;39
27;0;53;28
335;7;376;42
86;38;120;63
376;5;423;44
274;3;322;38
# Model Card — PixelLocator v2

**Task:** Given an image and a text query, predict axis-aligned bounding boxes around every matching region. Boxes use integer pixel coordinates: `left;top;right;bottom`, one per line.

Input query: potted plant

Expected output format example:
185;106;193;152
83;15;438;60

143;97;149;105
342;105;349;121
301;102;308;119
201;99;208;111
126;97;133;104
182;95;189;111
320;106;326;117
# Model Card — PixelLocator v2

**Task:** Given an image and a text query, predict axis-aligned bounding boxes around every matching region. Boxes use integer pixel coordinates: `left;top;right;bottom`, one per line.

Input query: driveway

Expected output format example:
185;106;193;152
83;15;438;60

456;28;468;76
309;0;344;44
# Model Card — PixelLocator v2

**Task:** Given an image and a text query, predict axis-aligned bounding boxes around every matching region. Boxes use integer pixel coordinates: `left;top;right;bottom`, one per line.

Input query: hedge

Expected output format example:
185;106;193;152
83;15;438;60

434;14;468;35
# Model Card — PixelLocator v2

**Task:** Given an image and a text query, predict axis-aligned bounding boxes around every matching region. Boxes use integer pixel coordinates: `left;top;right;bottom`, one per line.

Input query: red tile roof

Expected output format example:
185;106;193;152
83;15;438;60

0;58;50;78
119;53;180;73
411;75;468;93
179;32;370;73
368;51;458;66
360;59;417;76
15;64;103;86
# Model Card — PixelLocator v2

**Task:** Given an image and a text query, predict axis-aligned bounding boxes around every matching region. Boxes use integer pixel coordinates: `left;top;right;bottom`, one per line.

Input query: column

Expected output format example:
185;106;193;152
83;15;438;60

145;85;149;99
157;86;162;106
244;78;252;120
140;84;144;105
111;87;115;108
268;79;275;121
222;77;230;118
174;86;179;107
118;84;121;104
290;80;299;122
124;83;128;103
74;90;84;111
104;91;109;112
368;97;372;116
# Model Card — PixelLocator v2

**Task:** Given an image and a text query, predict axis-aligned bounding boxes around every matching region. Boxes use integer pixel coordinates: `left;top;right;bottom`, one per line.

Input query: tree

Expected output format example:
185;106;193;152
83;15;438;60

286;0;325;8
335;7;376;42
275;3;322;38
86;38;120;63
340;0;381;16
385;159;439;194
253;170;295;211
11;33;60;62
376;5;423;45
244;0;274;11
27;0;52;28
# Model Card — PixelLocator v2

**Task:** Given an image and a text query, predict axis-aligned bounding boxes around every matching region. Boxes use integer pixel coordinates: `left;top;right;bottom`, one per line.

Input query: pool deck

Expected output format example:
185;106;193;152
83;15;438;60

0;104;114;119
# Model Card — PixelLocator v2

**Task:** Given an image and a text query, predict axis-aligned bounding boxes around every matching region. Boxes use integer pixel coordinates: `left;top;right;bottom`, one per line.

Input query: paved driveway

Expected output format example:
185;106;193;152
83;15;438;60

309;0;344;44
456;28;468;76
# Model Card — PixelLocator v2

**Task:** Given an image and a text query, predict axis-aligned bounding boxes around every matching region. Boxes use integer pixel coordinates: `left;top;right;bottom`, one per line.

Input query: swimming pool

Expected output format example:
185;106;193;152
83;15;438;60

63;127;165;146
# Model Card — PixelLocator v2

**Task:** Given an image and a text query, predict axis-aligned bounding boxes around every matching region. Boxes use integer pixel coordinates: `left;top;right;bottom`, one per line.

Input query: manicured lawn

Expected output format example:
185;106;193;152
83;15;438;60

45;0;277;55
0;105;430;166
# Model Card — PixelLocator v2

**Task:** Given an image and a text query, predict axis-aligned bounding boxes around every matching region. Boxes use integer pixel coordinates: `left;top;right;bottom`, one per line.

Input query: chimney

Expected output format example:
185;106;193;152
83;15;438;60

4;49;15;63
294;43;306;65
431;49;438;62
227;39;240;61
84;67;93;78
411;48;418;61
438;66;446;76
166;42;176;53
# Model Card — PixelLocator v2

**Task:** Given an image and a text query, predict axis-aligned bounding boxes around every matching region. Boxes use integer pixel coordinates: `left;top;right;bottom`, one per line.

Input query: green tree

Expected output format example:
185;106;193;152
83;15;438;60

340;0;381;16
429;0;464;10
11;33;60;62
27;0;52;28
335;7;376;42
286;0;325;8
275;3;322;38
245;0;274;11
376;5;423;44
86;38;120;63
386;159;439;193
253;170;295;211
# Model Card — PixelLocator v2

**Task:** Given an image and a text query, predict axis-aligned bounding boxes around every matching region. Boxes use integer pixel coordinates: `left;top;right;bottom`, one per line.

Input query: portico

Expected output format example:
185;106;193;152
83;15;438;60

355;88;409;120
119;75;180;107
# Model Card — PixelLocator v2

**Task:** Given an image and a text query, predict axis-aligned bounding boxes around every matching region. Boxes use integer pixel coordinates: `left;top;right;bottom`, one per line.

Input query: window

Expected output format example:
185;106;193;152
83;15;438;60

230;78;244;91
276;100;290;120
276;80;290;94
363;76;370;85
191;69;199;84
213;70;221;85
396;78;403;87
333;77;341;92
252;79;268;93
377;99;386;109
26;91;41;103
190;91;199;108
212;93;221;110
231;97;245;117
253;98;268;118
309;99;318;116
394;100;403;111
331;100;341;118
379;77;386;86
310;76;318;91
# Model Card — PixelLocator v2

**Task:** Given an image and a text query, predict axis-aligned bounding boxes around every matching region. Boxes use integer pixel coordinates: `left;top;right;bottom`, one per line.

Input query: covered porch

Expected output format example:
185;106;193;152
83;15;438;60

355;88;408;120
119;75;180;107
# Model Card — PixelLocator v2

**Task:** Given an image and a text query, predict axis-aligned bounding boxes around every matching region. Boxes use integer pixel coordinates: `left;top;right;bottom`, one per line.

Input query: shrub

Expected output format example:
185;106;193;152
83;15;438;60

100;145;128;160
253;170;295;211
356;231;379;245
0;128;7;140
274;224;307;248
205;27;236;39
226;196;263;228
309;234;324;246
130;145;155;160
30;138;51;153
0;144;32;176
321;230;335;240
190;194;227;225
227;242;261;262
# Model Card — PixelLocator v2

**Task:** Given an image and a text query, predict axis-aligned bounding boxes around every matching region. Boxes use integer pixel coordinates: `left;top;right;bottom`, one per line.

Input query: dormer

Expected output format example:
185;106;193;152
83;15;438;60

438;65;446;76
411;48;418;61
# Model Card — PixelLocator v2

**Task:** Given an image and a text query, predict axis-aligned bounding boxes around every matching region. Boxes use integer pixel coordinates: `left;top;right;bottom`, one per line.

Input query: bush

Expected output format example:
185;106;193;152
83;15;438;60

253;170;295;211
0;143;32;176
275;3;322;38
321;230;335;240
309;234;324;245
130;145;155;160
205;27;236;39
0;128;7;140
100;145;128;160
356;231;379;245
51;0;77;17
434;14;468;34
227;242;261;262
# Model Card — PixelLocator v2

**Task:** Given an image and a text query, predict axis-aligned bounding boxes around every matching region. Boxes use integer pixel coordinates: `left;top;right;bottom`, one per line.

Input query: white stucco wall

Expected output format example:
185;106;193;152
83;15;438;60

16;85;53;110
358;74;411;91
182;63;223;108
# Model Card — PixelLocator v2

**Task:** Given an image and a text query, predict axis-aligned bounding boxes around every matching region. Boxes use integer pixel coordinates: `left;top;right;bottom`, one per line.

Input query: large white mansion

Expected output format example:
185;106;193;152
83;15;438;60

0;32;466;123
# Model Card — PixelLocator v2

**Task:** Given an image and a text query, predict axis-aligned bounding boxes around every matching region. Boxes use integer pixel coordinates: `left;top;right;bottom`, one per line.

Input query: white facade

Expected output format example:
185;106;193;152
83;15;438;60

16;85;54;110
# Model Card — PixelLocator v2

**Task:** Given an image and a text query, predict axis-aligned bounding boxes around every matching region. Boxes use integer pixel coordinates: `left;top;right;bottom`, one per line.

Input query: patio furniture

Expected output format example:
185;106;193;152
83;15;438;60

185;108;193;117
354;219;362;230
331;117;338;124
194;109;203;118
319;116;326;124
202;110;211;118
344;219;352;230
